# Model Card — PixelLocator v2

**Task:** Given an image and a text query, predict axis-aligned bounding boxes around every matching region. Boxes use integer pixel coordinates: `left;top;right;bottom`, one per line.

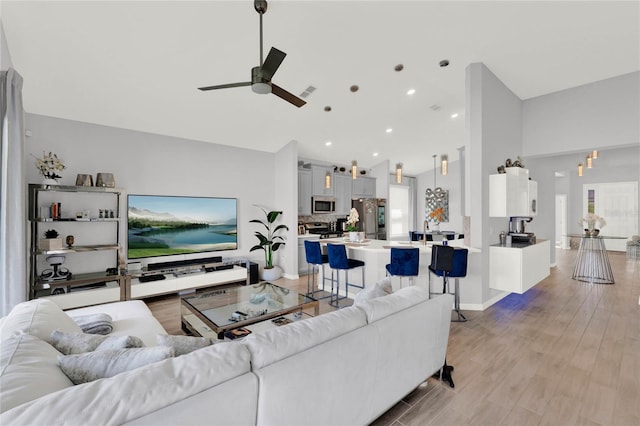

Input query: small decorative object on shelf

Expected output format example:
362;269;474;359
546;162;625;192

497;156;525;173
66;235;74;248
39;229;63;251
32;151;66;184
579;213;606;237
95;173;116;188
75;174;93;186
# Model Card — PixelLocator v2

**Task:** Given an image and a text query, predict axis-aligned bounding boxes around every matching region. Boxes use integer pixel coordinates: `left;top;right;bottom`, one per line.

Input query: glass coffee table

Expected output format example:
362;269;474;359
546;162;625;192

181;282;319;339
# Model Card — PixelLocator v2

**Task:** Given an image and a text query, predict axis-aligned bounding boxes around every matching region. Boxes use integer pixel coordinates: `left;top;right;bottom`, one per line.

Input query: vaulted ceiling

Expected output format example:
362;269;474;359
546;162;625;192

2;1;638;175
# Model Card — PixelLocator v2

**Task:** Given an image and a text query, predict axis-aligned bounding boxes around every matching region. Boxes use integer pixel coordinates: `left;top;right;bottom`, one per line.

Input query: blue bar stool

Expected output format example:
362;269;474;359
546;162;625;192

304;240;332;299
385;247;420;288
428;245;469;322
326;243;365;308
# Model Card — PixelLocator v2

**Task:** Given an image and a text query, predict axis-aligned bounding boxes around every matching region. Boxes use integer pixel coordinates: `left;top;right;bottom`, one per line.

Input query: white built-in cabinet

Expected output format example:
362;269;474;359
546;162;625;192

489;167;537;217
352;176;376;198
298;169;312;215
489;240;550;294
311;165;334;196
334;174;353;215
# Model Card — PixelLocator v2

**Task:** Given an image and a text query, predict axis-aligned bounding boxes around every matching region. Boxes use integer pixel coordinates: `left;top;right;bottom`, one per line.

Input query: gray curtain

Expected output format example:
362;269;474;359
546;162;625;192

1;68;27;316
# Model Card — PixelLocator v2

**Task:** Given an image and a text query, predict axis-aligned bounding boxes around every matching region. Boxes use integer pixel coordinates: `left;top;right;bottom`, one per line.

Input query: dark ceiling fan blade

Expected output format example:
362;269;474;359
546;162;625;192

260;47;286;81
271;83;306;107
198;81;252;91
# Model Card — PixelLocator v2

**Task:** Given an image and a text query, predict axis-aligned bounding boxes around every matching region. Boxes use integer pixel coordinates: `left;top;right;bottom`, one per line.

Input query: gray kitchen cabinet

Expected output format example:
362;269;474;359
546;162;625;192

297;234;321;275
352;176;376;198
298;169;312;215
311;165;334;196
334;174;353;216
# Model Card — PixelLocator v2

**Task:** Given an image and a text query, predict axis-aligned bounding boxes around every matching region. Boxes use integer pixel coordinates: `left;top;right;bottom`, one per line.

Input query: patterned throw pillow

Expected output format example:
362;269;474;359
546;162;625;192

58;347;174;384
156;334;214;356
50;330;145;355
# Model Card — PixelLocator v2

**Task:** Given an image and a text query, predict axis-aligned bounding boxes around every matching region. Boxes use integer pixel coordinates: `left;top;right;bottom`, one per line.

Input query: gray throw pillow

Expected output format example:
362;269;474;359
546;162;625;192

50;330;145;355
58;347;174;384
156;334;214;356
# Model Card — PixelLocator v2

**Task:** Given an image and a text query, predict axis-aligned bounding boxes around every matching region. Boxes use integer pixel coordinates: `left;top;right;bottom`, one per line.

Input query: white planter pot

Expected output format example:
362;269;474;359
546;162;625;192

260;265;282;282
349;232;365;242
38;238;63;251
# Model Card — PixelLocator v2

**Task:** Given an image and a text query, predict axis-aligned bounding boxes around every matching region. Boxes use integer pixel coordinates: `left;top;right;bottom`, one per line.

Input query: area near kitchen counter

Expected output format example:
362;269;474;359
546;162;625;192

314;238;486;310
489;239;550;294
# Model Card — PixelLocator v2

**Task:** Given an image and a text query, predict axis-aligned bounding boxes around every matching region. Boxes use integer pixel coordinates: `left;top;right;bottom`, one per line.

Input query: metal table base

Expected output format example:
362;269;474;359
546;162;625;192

572;236;615;284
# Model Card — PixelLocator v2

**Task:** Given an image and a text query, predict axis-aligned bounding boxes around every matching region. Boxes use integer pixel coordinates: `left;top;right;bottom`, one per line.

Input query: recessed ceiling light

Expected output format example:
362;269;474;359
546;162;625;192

350;85;359;93
394;64;404;72
407;89;416;95
386;128;393;133
325;141;332;146
324;106;332;112
450;113;459;119
439;59;450;67
373;152;379;157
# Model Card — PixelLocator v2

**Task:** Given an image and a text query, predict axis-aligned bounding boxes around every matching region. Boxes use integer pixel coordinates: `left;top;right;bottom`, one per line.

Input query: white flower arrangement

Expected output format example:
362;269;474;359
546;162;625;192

579;213;606;230
32;151;66;181
346;207;360;232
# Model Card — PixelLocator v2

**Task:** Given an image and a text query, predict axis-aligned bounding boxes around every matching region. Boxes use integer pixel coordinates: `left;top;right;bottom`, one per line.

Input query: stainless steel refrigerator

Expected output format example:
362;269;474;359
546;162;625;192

351;198;387;240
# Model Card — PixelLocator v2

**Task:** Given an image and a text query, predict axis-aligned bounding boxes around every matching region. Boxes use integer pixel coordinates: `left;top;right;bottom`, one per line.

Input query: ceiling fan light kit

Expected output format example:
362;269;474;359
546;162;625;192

197;0;305;108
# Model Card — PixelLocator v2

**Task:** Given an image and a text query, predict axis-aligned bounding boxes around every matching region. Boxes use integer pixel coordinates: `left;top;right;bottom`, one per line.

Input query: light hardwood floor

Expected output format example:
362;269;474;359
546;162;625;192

146;249;639;426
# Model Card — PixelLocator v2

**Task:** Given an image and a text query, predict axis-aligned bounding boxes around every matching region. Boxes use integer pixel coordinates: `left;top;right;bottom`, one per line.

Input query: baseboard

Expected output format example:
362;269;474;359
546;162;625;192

460;289;510;311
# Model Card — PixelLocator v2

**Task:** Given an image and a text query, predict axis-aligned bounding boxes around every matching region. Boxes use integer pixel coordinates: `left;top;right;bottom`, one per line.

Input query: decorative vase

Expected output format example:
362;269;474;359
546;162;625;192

432;222;441;233
349;231;359;242
260;265;282;282
42;178;58;186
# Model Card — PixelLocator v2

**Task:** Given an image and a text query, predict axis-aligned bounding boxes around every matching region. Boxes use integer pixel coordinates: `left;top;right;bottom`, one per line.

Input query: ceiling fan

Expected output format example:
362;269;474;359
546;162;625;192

198;0;306;108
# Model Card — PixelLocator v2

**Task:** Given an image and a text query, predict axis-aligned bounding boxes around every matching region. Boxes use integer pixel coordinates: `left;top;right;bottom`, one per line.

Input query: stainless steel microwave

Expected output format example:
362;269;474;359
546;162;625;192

312;196;336;214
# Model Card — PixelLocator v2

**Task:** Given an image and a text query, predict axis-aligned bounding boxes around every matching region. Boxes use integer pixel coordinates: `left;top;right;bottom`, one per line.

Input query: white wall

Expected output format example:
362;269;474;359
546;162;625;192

523;72;640;156
24;114;293;274
274;140;299;278
1;21;13;71
466;62;524;307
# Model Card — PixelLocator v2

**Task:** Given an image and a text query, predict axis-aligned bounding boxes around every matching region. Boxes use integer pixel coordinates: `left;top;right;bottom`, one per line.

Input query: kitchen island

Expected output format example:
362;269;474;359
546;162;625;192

316;238;484;309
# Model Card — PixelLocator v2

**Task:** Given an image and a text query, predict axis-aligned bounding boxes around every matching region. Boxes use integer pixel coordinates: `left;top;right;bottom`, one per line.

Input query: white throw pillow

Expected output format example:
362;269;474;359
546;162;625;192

354;277;393;305
0;299;81;343
0;332;74;413
50;330;145;355
58;346;174;385
156;334;214;356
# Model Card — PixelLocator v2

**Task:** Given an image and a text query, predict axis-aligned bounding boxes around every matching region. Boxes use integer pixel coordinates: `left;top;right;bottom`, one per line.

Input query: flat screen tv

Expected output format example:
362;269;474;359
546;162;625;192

127;194;237;260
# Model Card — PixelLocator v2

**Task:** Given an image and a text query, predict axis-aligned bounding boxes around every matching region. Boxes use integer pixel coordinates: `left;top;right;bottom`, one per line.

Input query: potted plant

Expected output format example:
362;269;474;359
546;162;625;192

250;206;289;281
346;207;362;242
39;229;63;251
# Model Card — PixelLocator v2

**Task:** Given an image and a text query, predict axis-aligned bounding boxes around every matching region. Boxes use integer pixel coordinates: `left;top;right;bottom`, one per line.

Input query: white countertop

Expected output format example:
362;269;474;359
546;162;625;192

319;238;481;253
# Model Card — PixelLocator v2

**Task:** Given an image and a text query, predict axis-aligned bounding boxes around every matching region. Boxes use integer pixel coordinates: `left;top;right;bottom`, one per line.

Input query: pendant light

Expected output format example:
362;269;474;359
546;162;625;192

441;154;448;176
592;149;598;159
351;160;358;179
586;154;593;169
395;163;403;183
325;171;331;189
578;162;583;177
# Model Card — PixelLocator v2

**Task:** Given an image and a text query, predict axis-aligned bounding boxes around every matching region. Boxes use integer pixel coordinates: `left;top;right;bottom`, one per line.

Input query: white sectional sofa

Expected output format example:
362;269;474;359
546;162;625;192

0;287;453;426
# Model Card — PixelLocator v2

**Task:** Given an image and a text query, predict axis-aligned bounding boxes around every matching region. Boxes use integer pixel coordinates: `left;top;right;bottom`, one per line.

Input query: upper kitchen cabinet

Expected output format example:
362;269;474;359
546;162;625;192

489;167;537;217
311;165;334;196
334;174;353;215
298;169;312;215
352;176;376;198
